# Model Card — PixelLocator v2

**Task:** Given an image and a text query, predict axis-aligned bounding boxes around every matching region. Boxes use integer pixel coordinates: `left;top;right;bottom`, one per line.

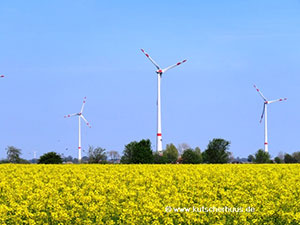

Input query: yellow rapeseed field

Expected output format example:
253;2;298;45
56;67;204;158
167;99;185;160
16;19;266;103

0;164;300;224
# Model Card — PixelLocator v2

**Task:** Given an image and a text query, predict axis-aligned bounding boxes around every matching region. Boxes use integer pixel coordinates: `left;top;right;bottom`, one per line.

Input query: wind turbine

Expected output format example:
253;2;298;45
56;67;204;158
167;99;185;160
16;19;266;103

254;85;287;152
64;97;91;163
141;49;187;154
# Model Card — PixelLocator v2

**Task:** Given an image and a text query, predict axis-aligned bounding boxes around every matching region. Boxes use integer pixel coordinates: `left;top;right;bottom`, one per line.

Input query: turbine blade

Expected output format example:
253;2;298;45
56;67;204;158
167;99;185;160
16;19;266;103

81;115;91;128
260;104;265;123
64;113;78;118
162;59;187;73
268;98;287;104
141;49;160;69
80;97;87;113
253;85;267;101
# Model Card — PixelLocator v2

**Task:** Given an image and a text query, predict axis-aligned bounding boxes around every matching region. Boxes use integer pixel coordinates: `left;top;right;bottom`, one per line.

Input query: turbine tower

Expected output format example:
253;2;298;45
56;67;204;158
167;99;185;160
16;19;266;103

254;85;287;152
64;97;91;162
141;49;187;153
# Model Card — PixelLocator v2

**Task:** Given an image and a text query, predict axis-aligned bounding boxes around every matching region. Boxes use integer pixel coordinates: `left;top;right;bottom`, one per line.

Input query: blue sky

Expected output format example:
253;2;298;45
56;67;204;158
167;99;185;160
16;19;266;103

1;0;300;159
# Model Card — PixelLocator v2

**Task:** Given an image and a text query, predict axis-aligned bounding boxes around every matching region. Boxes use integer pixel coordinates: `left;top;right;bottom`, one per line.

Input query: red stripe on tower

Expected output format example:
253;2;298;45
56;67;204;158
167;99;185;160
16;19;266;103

264;142;268;145
78;147;81;149
157;133;162;136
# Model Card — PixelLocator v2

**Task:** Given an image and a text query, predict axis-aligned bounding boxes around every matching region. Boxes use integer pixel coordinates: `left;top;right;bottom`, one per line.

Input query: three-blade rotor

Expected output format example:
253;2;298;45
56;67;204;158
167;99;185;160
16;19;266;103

64;97;91;128
253;85;287;123
141;49;187;74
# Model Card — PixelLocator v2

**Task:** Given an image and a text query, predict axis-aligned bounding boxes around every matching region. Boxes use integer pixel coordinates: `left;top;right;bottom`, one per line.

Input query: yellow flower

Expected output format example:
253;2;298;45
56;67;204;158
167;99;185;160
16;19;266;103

0;164;299;224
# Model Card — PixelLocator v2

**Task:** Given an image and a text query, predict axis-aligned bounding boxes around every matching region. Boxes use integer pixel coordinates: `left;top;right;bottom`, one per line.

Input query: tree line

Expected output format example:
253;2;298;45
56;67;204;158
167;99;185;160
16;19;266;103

247;150;300;164
2;139;300;164
120;138;232;164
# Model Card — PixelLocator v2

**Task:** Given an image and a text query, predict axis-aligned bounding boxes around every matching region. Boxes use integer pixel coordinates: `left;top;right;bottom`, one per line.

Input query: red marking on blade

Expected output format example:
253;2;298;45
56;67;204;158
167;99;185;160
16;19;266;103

83;101;86;103
264;142;268;145
145;54;149;57
68;115;70;117
78;147;81;149
0;75;4;77
177;62;181;65
183;60;187;63
157;133;162;136
279;99;282;101
141;49;144;52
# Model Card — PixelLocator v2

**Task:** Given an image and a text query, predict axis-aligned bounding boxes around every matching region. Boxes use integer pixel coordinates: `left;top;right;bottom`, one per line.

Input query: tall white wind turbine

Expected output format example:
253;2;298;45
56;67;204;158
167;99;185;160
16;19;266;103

64;97;91;162
254;85;287;152
141;49;187;154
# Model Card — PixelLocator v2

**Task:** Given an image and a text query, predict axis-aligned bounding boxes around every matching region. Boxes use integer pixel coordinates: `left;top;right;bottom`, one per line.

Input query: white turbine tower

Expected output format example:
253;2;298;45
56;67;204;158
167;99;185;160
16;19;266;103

254;85;287;152
64;97;91;163
141;49;187;154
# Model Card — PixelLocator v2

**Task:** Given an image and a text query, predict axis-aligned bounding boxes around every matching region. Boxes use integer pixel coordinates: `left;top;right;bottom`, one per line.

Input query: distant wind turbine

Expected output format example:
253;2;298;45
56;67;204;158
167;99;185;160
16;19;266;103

64;97;91;162
141;49;187;154
254;85;287;152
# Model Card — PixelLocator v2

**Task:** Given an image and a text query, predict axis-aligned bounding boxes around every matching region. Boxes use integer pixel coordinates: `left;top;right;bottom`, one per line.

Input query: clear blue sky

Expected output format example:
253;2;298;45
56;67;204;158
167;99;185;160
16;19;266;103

1;0;300;159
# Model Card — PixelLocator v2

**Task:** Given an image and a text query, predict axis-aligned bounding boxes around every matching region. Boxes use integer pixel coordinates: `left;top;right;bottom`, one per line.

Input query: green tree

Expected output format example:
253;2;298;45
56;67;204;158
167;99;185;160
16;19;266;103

38;152;63;164
121;139;153;164
195;147;203;163
153;152;168;164
292;152;300;163
88;146;107;163
202;139;231;163
181;149;202;164
254;149;270;163
6;146;21;163
284;153;297;163
247;154;255;163
163;144;179;163
274;156;282;164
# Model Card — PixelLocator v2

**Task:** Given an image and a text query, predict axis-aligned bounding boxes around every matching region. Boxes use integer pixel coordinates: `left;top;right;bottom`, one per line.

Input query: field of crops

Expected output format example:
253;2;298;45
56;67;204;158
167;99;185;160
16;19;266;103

0;164;300;224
